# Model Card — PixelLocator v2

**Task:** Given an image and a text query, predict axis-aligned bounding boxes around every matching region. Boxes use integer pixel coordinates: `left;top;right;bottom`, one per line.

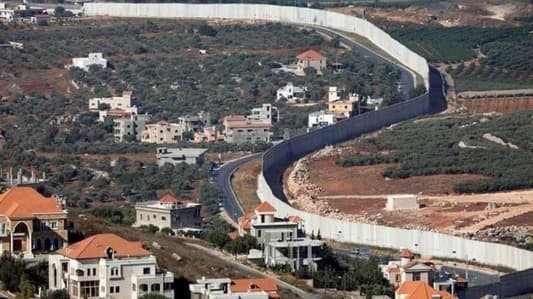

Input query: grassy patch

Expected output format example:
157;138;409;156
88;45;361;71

455;76;533;92
231;159;262;213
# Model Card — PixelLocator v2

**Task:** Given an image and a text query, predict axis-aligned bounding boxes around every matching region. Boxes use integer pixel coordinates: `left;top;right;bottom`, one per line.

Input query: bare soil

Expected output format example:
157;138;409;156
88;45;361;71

459;98;533;114
0;68;74;98
307;156;487;196
231;159;261;213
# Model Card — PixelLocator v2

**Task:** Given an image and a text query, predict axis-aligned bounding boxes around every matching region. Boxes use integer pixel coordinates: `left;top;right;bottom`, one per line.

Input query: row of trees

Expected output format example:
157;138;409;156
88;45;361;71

337;111;533;193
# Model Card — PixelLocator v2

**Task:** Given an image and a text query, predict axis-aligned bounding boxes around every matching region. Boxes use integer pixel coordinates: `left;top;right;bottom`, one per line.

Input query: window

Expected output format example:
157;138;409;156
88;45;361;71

110;286;120;293
80;281;99;297
86;269;90;276
161;216;166;221
153;214;157;219
132;284;136;291
111;267;119;277
412;272;421;281
143;267;151;275
257;230;261;238
164;282;173;290
115;286;120;293
140;214;143;220
92;268;96;276
151;284;160;292
140;284;148;292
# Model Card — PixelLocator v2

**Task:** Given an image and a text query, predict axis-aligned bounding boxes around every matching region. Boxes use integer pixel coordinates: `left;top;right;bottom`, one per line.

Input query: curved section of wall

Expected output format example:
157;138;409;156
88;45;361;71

84;3;429;89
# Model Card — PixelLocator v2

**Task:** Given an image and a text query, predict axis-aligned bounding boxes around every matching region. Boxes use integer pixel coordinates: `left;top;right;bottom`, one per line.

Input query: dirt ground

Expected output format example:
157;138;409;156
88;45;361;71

458;98;533;114
231;159;261;213
291;152;533;235
328;1;532;27
308;156;487;196
0;68;74;98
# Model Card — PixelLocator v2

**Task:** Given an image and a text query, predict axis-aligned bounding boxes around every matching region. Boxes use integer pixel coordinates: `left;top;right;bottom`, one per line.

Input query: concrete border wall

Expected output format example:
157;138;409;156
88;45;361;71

83;2;533;273
84;3;428;89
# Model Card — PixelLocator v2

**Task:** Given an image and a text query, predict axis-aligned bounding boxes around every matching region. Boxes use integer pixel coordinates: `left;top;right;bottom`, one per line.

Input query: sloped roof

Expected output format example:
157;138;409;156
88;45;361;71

287;215;303;223
0;187;63;218
238;213;255;231
224;115;247;122
159;193;178;204
400;248;414;258
396;281;453;299
230;278;278;293
255;201;276;213
56;233;150;260
297;49;326;60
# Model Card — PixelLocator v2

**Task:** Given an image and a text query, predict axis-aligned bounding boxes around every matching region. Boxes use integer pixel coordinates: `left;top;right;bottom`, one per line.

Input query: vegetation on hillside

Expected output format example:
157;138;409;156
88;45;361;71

337;111;533;193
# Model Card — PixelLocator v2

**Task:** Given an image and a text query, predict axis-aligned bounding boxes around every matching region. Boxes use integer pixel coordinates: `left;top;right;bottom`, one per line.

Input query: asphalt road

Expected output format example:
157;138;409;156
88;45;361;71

314;26;415;96
213;153;262;223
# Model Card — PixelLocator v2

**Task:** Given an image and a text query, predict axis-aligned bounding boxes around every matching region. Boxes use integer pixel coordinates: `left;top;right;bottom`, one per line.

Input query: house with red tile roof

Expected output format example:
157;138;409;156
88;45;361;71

0;187;67;257
189;277;279;299
134;193;202;234
395;281;455;299
49;233;174;299
297;49;327;75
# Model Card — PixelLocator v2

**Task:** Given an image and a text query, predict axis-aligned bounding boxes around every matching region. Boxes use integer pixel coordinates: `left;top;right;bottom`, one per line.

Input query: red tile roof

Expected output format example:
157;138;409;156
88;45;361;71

297;49;326;60
400;248;414;258
224;115;247;122
396;281;453;299
0;187;63;218
159;193;178;204
230;278;278;294
57;233;150;260
238;213;255;231
287;215;303;223
255;201;276;213
228;231;238;240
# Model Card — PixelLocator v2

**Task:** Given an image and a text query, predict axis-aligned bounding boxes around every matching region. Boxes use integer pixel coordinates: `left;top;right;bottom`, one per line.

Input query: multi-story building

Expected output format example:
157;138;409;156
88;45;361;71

88;91;138;122
0;187;67;257
247;104;279;123
238;202;322;272
156;147;208;166
296;49;327;75
193;126;223;143
113;114;150;142
141;121;185;144
189;277;279;299
0;3;14;22
72;53;107;71
308;110;347;129
48;233;174;299
177;111;210;133
395;281;454;299
326;86;359;117
223;116;273;145
134;194;202;233
276;83;307;103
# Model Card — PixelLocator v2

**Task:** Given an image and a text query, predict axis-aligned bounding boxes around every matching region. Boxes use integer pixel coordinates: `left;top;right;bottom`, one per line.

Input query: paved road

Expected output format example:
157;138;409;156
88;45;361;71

187;242;318;298
314;26;415;96
214;153;262;222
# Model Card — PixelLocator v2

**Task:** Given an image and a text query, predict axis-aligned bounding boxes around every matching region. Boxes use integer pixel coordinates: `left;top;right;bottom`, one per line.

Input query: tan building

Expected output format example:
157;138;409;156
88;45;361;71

134;194;202;233
141;121;185;144
326;86;359;117
48;233;174;299
193;126;223;143
223;116;273;145
297;49;327;75
0;187;67;257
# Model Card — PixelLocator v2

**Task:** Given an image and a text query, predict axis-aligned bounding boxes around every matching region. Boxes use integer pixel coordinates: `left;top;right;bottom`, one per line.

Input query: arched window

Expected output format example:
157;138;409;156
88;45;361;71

139;284;148;292
53;238;59;250
151;284;160;292
44;238;51;251
36;239;42;250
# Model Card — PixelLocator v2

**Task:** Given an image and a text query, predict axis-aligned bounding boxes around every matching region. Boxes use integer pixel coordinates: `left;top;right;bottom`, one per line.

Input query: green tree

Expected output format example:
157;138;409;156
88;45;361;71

206;229;230;249
17;275;34;299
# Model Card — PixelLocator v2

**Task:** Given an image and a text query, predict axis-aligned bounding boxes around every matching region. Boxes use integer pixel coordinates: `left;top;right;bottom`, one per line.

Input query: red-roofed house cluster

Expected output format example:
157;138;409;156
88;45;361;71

189;277;279;299
237;201;323;272
0;187;67;257
380;248;465;298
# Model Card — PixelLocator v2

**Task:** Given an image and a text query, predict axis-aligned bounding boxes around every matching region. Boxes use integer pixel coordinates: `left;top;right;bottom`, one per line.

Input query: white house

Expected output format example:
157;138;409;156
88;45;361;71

276;83;307;103
48;233;174;299
72;53;107;71
0;3;14;22
385;194;419;211
247;104;279;123
189;277;279;299
238;202;322;272
89;91;138;122
308;110;347;129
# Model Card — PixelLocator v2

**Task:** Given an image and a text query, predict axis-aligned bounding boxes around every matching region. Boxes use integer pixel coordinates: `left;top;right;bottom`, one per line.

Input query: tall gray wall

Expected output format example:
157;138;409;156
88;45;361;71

84;3;428;89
